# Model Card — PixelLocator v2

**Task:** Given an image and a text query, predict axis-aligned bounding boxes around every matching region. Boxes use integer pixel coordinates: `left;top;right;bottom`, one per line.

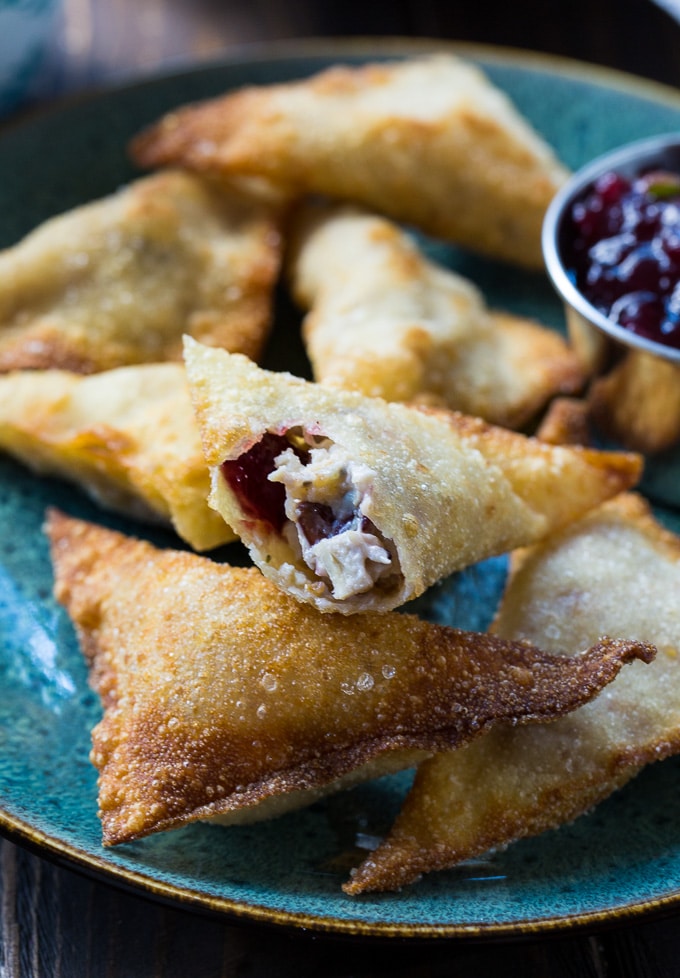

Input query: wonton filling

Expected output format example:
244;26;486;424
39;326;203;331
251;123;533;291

221;429;397;599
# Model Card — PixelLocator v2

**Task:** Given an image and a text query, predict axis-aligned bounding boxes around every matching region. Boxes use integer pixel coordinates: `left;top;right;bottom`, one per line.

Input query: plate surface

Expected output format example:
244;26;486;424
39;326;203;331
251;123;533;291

2;39;680;940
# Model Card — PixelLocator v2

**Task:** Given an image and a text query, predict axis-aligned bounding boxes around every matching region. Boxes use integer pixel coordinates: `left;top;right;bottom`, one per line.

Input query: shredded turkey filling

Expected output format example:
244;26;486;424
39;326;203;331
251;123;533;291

273;437;397;601
221;429;398;599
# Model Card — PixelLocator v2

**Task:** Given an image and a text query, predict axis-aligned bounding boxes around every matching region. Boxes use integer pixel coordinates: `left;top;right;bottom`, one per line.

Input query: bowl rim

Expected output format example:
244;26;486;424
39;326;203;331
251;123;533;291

542;130;680;363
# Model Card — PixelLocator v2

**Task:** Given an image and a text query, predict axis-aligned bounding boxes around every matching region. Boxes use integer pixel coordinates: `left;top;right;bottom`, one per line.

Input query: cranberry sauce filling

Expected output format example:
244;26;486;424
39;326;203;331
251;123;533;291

296;502;353;545
221;433;309;533
562;168;680;348
296;503;377;546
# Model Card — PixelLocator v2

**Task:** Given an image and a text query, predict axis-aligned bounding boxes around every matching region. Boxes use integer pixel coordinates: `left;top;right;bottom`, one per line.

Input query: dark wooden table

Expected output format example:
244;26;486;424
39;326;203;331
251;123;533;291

2;1;680;975
46;0;680;95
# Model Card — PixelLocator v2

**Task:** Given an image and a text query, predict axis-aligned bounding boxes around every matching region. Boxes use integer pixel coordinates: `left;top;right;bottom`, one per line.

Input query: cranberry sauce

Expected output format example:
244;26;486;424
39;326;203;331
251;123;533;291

296;502;354;545
562;168;680;348
221;433;309;533
296;503;376;546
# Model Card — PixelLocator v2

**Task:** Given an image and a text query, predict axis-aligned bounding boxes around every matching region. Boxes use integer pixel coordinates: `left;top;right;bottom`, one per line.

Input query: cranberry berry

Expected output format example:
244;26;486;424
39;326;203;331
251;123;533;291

564;167;680;348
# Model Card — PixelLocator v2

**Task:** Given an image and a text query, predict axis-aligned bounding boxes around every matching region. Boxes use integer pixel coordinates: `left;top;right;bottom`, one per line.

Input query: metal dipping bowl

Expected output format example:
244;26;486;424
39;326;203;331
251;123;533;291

542;132;680;507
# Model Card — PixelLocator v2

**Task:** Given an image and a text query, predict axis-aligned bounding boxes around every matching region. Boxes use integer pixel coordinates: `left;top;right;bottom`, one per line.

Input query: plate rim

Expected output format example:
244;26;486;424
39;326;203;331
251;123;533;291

4;802;680;941
5;34;680;138
2;36;680;940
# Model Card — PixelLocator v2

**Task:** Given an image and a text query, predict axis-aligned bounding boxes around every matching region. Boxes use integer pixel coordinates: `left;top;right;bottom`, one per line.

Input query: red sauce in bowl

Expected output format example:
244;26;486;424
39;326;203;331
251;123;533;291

562;169;680;348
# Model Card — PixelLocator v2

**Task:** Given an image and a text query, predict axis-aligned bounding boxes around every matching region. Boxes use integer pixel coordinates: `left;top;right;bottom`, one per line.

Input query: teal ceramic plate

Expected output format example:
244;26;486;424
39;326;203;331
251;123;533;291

2;39;680;940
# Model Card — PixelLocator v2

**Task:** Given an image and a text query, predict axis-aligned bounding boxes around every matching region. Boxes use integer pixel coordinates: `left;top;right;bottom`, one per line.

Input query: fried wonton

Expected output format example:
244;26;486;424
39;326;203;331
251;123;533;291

130;55;568;269
184;337;641;613
535;395;592;447
288;202;584;427
0;169;282;374
345;494;680;894
0;364;234;550
46;509;653;846
588;349;680;454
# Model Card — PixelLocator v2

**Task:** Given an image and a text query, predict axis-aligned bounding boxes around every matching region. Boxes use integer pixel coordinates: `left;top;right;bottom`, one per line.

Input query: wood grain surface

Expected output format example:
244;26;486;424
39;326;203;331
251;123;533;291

49;0;680;96
5;836;680;978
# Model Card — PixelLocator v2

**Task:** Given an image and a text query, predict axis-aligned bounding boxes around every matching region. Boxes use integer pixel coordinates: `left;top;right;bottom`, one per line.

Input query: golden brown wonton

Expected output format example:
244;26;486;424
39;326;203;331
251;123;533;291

288;201;584;427
535;396;592;447
130;55;568;268
588;349;680;455
184;337;641;614
0;364;233;550
345;494;680;894
46;509;653;847
0;169;282;374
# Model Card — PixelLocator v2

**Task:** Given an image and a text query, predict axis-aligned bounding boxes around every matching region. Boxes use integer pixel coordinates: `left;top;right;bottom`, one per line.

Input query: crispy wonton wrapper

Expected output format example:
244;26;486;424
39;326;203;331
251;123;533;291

535;395;592;447
0;364;234;550
130;55;568;269
184;337;641;613
588;349;680;455
46;509;654;846
345;494;680;894
288;201;584;427
0;170;282;374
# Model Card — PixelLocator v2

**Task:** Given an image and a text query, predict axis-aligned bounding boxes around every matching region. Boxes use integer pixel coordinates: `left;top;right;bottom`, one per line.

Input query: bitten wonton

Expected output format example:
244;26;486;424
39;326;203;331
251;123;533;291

345;494;680;894
0;170;282;373
46;509;653;847
130;55;568;268
184;337;641;613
